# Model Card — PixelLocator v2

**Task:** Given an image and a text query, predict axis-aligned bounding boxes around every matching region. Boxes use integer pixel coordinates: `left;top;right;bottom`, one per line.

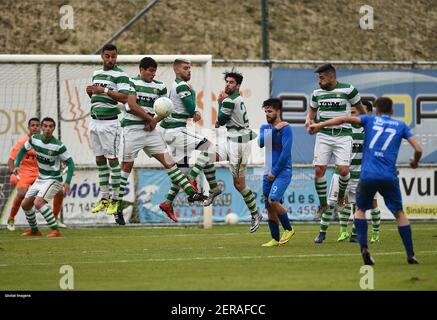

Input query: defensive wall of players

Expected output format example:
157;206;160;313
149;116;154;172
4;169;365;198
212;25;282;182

1;57;436;224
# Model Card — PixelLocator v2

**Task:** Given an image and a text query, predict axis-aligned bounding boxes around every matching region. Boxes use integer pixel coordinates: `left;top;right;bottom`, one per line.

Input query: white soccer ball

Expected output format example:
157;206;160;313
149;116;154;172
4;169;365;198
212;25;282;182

225;213;239;225
153;97;174;117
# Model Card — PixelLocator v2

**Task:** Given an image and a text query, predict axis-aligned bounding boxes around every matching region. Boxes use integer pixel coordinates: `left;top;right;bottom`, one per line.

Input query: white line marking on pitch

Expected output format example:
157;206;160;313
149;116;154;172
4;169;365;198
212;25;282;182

1;250;436;268
2;225;435;242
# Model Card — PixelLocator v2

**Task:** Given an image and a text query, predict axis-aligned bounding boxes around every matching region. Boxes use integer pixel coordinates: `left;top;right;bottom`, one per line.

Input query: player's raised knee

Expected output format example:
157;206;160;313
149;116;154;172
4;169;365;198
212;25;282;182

33;197;46;209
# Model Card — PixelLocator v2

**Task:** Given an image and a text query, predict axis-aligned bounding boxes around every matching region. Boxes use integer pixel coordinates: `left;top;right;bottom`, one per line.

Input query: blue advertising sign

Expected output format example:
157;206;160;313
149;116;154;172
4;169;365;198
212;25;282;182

136;167;333;223
272;68;437;163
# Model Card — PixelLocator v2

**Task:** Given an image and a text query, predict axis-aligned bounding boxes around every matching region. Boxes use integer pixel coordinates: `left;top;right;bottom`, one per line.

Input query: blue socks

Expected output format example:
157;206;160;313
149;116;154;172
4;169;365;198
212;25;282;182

398;225;415;257
268;220;280;241
354;218;368;250
278;212;292;231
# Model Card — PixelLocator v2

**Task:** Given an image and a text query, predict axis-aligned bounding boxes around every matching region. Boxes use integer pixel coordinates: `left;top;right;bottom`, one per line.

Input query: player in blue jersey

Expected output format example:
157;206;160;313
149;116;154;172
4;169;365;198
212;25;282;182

258;98;295;247
309;97;422;265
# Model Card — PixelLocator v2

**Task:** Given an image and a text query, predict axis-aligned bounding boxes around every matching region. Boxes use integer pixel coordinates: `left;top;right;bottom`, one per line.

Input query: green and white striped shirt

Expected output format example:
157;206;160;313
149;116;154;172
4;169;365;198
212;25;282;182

350;126;364;179
24;134;72;182
219;91;256;143
311;82;361;136
161;78;194;129
91;65;131;117
121;76;167;128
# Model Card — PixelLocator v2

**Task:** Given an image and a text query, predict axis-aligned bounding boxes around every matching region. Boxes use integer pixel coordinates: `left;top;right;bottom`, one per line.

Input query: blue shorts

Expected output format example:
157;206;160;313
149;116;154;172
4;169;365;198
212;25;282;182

356;178;403;215
262;172;291;209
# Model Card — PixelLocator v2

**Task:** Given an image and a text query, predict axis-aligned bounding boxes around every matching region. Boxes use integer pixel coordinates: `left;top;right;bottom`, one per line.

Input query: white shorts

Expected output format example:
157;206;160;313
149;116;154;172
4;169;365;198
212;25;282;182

89;118;120;158
163;127;208;163
25;178;63;201
313;133;352;166
328;174;376;205
122;126;168;162
217;139;251;178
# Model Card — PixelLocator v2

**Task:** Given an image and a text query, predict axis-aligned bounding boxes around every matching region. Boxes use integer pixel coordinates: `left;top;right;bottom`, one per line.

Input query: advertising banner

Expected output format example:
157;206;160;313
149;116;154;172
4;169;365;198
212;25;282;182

397;167;437;219
136;167;334;223
135;166;437;223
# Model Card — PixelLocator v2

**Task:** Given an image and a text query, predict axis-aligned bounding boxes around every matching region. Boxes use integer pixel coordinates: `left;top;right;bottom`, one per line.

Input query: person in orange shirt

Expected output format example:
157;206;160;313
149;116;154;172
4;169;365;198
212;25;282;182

7;118;65;231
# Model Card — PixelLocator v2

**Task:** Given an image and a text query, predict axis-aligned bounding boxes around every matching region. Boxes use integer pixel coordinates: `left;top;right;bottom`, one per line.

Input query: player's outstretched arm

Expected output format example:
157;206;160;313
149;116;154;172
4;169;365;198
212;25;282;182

308;116;361;134
407;136;422;169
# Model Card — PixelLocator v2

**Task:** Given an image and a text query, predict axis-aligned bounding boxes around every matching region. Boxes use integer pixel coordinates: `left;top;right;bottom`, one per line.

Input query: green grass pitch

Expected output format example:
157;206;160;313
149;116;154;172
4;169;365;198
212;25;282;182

1;222;436;290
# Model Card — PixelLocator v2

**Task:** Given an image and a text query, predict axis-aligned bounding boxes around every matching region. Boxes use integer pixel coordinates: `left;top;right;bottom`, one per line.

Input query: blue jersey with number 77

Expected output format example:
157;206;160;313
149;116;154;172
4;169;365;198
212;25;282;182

359;114;413;181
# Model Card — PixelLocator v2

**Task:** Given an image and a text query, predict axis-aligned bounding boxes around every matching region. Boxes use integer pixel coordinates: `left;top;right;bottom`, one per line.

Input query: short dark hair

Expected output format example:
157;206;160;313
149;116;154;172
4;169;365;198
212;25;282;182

41;117;56;128
173;58;190;68
224;71;243;85
140;57;157;70
375;97;393;114
315;63;336;75
28;117;40;127
101;44;117;53
262;98;282;111
362;100;373;113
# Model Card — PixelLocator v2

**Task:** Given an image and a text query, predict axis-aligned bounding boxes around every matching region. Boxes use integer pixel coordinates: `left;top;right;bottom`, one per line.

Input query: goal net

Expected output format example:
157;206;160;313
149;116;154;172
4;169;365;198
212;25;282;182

0;54;214;228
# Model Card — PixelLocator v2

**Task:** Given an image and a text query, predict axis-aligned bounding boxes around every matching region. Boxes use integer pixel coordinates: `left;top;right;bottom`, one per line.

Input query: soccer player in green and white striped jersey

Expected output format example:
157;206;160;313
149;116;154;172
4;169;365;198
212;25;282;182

214;71;262;233
120;57;207;223
314;101;381;243
86;44;131;217
12;117;75;237
305;64;365;243
159;59;215;219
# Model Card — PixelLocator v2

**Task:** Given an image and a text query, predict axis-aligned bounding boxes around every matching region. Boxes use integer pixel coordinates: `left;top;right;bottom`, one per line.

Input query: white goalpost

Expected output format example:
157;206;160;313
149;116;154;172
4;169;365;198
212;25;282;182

0;54;213;228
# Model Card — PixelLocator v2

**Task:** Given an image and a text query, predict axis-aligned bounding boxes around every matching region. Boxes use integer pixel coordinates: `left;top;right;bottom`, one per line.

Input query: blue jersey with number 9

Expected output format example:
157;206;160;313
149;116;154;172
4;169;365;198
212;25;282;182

359;114;413;181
